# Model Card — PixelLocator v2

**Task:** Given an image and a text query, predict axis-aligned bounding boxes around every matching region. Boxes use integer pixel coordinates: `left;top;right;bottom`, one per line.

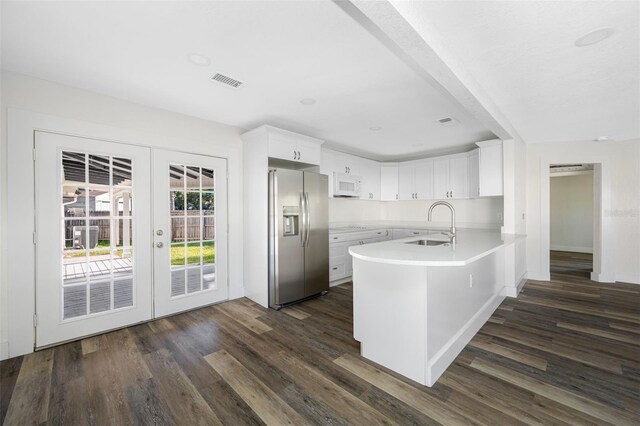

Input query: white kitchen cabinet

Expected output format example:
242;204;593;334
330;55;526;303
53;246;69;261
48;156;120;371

359;159;381;200
392;229;431;239
468;149;480;198
433;154;469;199
262;125;322;165
380;166;398;201
398;160;434;200
414;161;434;200
329;229;391;282
398;164;415;200
477;140;503;196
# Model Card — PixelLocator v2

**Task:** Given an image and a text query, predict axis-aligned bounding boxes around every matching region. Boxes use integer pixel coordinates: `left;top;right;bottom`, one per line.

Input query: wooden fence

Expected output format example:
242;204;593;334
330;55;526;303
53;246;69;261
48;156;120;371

64;211;215;245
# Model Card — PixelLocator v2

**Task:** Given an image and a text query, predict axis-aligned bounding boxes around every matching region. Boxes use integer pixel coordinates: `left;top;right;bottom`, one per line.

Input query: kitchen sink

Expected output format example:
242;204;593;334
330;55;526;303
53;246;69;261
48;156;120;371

405;239;449;246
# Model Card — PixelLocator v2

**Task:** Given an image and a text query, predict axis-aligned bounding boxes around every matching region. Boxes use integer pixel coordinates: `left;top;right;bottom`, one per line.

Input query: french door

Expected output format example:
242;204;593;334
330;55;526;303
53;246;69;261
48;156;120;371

152;149;228;316
34;132;227;348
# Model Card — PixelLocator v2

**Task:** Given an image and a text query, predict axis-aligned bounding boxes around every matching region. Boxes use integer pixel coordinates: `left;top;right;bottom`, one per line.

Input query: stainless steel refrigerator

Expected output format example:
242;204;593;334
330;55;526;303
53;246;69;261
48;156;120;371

268;169;329;309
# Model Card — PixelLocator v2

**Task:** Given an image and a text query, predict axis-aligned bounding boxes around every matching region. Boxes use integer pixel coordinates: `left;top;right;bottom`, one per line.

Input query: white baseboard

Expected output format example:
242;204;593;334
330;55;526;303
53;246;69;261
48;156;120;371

0;340;8;361
503;271;527;298
550;245;593;253
426;292;504;386
614;274;640;285
330;276;352;287
591;272;616;283
526;271;550;281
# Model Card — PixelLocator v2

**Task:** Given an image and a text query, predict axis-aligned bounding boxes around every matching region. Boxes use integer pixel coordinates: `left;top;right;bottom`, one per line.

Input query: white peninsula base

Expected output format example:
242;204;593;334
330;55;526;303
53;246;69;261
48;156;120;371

352;246;507;386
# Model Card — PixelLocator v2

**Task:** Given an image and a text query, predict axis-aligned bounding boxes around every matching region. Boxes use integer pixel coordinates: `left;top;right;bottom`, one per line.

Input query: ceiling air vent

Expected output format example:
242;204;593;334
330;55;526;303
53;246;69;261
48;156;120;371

437;116;458;127
211;73;244;88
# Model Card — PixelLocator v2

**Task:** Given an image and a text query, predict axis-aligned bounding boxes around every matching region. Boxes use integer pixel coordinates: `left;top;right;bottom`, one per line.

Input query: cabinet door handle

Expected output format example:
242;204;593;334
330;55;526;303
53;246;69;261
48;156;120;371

395;194;398;200
450;191;453;198
332;267;338;270
415;192;418;199
293;150;297;160
298;151;301;160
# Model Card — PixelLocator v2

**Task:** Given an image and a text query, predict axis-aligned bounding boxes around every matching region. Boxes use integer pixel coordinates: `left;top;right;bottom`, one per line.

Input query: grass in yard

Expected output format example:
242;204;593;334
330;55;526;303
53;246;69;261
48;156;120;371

171;241;215;265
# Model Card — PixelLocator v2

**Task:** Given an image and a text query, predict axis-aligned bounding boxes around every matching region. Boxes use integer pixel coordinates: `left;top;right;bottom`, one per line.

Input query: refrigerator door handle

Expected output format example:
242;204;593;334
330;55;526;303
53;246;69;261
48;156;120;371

300;192;306;246
304;192;311;246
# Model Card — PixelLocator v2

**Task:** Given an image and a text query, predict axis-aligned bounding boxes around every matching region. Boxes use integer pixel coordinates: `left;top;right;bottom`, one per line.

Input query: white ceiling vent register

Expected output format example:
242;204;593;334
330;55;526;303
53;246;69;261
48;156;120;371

211;73;244;88
437;117;458;127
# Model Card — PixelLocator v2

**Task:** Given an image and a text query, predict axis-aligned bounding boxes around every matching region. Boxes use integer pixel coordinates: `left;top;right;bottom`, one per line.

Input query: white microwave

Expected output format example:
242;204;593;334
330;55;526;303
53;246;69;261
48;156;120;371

333;172;362;197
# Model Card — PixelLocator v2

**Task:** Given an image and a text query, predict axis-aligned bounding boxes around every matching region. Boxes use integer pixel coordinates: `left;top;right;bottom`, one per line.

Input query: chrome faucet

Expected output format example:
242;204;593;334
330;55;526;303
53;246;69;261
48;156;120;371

428;201;456;246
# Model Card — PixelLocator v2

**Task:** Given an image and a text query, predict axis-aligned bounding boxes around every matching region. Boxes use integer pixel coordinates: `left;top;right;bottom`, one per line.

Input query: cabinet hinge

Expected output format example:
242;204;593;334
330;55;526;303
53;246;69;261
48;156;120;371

33;231;37;245
33;314;38;327
32;148;36;162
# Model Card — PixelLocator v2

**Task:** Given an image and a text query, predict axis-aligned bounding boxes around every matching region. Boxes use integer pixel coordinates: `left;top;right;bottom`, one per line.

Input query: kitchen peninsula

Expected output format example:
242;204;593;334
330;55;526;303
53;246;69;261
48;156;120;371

349;229;524;386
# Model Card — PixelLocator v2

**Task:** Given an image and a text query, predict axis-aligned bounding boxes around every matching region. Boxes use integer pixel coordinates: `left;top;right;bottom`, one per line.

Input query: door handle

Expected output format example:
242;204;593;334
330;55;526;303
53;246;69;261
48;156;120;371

304;192;311;246
300;192;306;246
156;242;164;248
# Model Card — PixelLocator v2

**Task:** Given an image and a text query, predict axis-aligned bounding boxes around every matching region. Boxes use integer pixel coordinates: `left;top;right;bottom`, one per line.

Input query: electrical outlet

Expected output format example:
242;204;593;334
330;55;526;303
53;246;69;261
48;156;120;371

469;274;473;288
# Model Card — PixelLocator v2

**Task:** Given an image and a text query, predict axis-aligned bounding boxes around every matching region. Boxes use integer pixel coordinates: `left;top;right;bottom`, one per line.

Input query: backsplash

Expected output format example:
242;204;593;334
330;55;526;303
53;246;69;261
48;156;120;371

329;197;504;229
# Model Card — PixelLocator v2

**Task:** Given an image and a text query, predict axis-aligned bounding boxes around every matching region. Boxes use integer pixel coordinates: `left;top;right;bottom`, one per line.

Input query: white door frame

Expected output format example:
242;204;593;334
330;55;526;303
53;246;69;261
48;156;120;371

539;159;614;282
6;108;239;359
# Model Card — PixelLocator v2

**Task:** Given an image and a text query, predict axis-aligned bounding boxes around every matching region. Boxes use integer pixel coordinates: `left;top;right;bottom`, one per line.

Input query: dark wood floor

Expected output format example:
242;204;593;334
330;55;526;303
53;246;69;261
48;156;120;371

2;252;639;425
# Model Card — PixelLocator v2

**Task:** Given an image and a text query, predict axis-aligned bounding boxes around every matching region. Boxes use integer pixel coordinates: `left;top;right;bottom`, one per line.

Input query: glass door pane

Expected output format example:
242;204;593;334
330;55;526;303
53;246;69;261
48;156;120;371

153;149;227;317
35;131;152;349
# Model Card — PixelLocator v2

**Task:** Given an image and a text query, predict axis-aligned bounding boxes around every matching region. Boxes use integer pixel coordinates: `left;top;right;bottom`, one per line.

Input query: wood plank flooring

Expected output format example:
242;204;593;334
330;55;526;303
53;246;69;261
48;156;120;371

1;251;639;425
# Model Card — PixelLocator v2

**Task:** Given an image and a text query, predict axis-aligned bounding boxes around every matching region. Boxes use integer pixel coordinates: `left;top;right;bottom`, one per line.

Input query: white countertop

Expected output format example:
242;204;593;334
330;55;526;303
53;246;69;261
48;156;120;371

349;229;524;266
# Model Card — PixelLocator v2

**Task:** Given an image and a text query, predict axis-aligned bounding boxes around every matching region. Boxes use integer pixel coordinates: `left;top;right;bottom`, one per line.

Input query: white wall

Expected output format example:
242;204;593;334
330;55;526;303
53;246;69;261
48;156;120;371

0;72;245;359
550;173;594;253
527;139;640;284
329;197;503;229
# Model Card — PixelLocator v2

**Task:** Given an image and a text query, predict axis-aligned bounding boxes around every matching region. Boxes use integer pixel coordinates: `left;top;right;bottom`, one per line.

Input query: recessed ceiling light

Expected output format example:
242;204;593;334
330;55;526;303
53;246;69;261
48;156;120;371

187;53;211;66
575;27;614;47
594;136;611;142
369;126;382;131
300;98;316;106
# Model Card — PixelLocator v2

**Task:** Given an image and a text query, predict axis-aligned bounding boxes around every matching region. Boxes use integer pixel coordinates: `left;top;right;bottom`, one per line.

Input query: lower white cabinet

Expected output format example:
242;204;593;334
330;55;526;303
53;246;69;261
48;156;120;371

330;228;443;282
329;229;391;282
391;228;431;239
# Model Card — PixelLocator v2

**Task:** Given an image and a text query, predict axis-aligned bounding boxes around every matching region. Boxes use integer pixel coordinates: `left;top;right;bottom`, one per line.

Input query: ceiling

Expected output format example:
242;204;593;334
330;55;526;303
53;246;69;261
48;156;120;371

397;0;640;143
3;2;637;159
1;0;494;161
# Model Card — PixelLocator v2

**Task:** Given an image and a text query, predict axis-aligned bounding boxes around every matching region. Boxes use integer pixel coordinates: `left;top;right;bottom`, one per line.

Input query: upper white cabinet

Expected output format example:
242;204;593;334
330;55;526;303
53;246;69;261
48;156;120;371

468;149;480;198
380;166;398;201
320;139;503;201
359;159;381;200
433;154;469;199
476;140;503;197
245;125;323;165
398;161;434;200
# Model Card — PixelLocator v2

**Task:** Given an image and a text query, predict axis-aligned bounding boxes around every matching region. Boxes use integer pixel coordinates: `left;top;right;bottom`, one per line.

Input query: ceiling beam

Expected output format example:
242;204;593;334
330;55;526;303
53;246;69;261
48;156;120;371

334;0;521;142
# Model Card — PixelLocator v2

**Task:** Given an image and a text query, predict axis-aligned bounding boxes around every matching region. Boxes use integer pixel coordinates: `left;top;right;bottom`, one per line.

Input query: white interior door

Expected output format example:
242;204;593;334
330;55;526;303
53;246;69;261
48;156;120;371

35;132;152;348
152;149;228;317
